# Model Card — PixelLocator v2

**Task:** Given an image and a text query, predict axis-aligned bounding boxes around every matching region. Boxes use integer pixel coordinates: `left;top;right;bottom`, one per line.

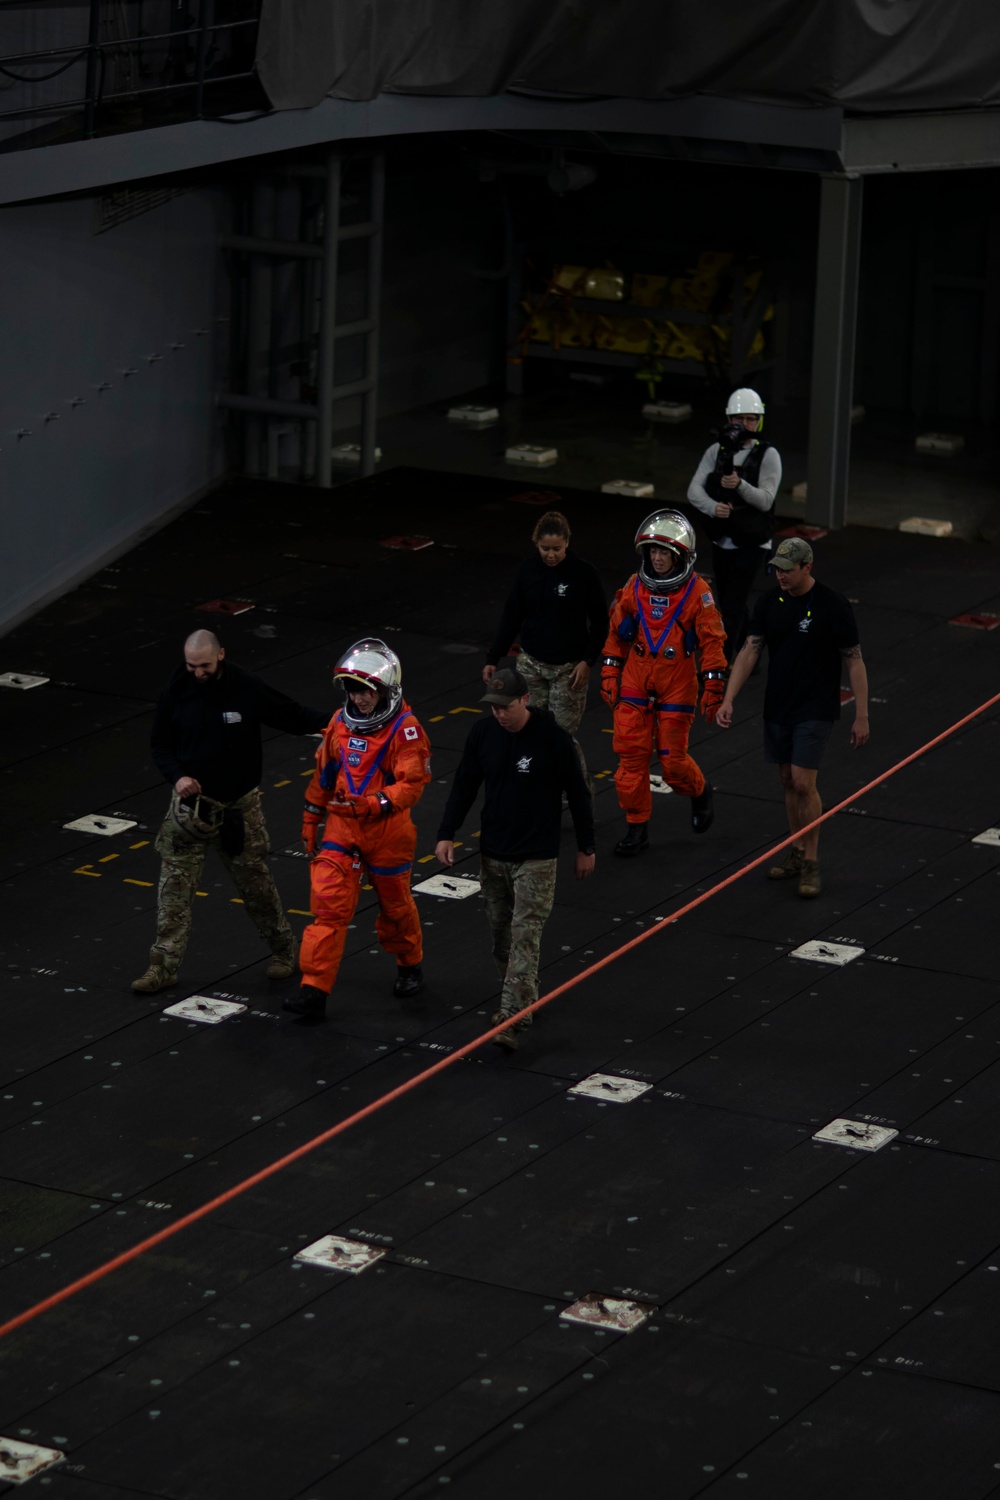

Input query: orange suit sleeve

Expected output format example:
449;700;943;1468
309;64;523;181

382;719;432;814
685;575;728;672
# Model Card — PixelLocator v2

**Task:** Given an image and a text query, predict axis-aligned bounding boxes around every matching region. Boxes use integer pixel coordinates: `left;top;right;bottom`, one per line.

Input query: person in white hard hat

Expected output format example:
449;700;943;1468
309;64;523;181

687;388;783;661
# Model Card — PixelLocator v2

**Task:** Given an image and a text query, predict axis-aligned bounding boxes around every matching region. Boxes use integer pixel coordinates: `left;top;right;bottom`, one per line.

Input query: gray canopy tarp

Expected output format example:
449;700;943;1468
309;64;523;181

255;0;1000;115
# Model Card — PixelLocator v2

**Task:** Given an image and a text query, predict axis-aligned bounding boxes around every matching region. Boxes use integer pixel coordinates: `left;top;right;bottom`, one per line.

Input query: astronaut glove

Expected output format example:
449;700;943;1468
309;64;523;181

302;805;325;853
700;672;727;724
600;655;624;708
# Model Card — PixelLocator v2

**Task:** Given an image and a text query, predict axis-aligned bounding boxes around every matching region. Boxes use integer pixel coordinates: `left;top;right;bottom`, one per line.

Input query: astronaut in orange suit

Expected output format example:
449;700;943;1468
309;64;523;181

284;638;431;1017
601;510;728;857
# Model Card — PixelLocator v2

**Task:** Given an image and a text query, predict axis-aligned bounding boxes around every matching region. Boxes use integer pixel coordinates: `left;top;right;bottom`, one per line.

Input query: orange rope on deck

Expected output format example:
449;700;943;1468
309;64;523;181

1;687;998;1343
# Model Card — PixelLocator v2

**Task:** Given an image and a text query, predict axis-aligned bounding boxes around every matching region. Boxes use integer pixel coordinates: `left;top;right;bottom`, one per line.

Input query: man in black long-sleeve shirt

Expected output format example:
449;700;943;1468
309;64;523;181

132;629;328;995
435;666;595;1050
483;511;606;789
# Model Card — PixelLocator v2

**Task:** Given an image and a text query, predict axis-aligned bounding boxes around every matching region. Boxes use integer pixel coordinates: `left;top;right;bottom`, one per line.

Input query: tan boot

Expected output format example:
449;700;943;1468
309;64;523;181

491;1010;520;1051
798;859;822;898
266;942;298;981
131;964;178;995
768;847;805;880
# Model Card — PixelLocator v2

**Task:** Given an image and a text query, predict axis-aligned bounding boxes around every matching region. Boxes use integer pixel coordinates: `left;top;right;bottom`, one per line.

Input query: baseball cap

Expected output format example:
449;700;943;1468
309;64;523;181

480;666;529;706
770;536;814;570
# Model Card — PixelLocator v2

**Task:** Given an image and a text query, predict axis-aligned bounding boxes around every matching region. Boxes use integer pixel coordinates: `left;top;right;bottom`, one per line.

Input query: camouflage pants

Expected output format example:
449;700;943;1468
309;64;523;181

149;789;293;976
479;854;557;1025
517;650;591;786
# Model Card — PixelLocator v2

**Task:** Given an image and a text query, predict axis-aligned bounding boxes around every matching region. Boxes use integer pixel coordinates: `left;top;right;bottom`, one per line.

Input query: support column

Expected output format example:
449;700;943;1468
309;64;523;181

806;174;863;531
245;180;275;477
360;153;385;480
315;149;341;490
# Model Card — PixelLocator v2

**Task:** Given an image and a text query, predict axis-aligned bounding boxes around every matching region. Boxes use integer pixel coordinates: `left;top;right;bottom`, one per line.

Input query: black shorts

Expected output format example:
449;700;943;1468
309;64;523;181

763;719;834;769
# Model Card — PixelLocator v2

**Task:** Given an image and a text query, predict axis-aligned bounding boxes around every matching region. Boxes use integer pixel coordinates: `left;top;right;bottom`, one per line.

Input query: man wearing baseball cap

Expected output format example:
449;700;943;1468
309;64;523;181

435;665;595;1050
715;537;869;897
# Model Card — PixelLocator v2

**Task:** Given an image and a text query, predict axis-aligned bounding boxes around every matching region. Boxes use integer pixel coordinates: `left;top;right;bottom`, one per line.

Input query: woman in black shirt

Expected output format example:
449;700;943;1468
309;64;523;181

483;510;606;788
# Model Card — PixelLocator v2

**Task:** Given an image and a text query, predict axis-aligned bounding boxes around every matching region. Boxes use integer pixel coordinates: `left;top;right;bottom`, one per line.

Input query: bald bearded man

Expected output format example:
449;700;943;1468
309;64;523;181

132;631;328;994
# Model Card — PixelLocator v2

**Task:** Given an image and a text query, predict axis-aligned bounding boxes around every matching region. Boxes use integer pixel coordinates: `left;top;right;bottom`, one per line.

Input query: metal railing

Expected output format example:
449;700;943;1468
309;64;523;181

0;0;264;151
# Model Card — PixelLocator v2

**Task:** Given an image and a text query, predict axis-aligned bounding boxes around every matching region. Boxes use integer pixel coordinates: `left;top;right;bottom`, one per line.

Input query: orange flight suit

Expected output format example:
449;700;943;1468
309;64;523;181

300;700;431;992
602;572;727;824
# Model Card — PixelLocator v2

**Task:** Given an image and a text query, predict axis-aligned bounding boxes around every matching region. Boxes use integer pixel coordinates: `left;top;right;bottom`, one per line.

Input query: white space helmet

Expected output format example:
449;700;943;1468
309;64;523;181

334;637;403;731
634;510;697;595
726;387;765;418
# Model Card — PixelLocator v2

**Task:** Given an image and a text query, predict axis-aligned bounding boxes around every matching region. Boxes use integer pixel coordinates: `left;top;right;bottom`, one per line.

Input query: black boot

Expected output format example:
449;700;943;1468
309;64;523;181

691;782;714;833
283;984;327;1017
614;822;649;857
393;964;423;999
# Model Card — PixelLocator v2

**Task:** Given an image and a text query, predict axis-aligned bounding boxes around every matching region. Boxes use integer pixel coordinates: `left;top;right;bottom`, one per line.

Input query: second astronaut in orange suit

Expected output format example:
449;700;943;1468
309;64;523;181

284;638;431;1017
601;510;728;857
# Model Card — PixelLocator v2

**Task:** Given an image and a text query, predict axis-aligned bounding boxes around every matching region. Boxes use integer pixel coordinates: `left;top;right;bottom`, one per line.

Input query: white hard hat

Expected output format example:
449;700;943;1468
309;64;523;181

726;388;765;417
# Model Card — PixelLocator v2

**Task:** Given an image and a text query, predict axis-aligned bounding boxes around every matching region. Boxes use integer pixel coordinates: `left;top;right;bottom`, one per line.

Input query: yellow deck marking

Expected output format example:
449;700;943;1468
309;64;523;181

594;770;612;778
195;890;208;897
362;883;373;891
472;830;480;838
130;839;150;849
124;878;154;887
288;908;311;916
231;898;244;905
74;866;101;877
417;853;436;863
449;706;481;715
300;770;313;777
602;728;614;734
98;853;119;863
429;714;445;723
273;779;291;787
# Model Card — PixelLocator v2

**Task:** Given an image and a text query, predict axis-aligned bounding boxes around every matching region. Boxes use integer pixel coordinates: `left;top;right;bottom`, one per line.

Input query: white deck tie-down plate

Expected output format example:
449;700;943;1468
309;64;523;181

568;1073;653;1103
813;1118;898;1152
561;1293;654;1332
0;1437;65;1485
0;672;49;690
649;774;673;796
295;1235;386;1273
412;873;481;899
63;813;138;836
789;939;865;967
505;443;558;466
448;404;500;424
600;479;655;498
162;995;247;1024
972;827;1000;847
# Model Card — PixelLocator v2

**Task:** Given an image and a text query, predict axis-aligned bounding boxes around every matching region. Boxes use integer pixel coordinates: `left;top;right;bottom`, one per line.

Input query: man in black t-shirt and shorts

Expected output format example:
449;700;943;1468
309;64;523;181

715;537;869;898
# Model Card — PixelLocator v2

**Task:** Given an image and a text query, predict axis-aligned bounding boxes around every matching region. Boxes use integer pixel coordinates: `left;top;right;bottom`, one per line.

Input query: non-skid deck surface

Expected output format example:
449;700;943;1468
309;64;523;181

1;468;999;1497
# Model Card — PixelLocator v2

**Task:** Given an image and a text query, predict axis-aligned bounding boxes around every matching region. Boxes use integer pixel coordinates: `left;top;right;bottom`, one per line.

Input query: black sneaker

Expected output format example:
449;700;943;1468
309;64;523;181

691;782;714;833
613;822;649;857
393;964;423;999
283;984;327;1017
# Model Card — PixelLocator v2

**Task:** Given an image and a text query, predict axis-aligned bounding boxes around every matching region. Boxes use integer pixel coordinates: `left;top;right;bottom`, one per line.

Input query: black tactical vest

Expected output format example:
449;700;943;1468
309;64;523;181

704;438;775;546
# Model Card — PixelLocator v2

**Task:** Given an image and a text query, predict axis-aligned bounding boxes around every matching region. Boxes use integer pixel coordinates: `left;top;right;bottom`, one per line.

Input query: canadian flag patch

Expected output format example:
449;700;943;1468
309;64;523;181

403;726;419;741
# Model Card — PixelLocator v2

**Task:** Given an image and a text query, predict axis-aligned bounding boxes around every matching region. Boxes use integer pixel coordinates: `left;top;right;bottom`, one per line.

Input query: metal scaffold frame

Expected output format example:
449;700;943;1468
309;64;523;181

219;148;385;486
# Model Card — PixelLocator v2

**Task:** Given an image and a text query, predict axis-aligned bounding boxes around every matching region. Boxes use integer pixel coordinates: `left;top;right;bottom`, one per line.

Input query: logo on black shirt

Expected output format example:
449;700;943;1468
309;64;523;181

516;755;532;773
556;582;569;597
